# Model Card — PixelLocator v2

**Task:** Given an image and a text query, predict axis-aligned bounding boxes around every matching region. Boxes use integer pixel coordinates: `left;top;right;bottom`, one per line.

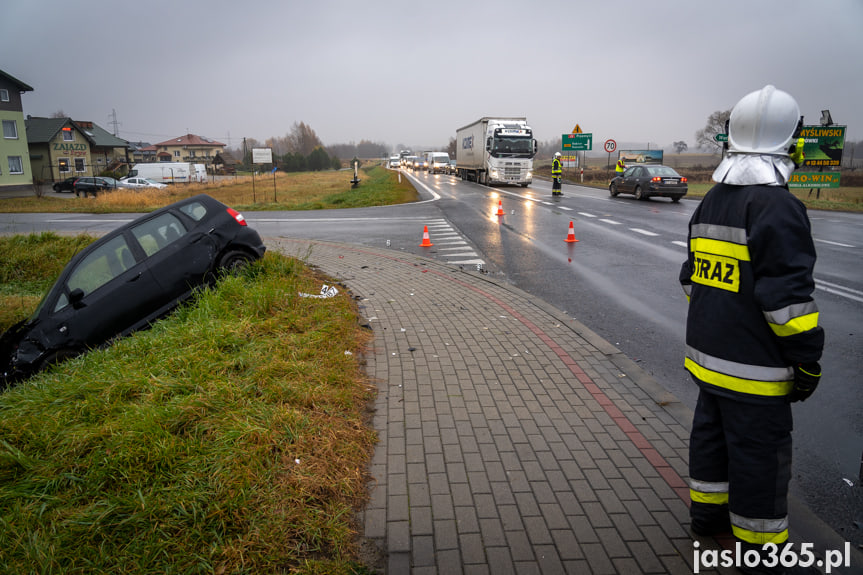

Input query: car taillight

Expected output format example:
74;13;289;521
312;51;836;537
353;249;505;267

227;208;247;226
651;177;661;183
681;177;688;183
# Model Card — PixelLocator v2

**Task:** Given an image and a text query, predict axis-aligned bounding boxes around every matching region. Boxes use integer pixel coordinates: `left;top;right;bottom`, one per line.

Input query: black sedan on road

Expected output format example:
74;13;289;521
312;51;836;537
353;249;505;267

0;194;266;387
609;165;688;202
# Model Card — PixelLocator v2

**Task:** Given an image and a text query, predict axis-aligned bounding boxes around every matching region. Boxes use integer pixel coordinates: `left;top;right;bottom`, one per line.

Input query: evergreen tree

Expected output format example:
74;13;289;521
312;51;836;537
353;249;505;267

308;147;330;171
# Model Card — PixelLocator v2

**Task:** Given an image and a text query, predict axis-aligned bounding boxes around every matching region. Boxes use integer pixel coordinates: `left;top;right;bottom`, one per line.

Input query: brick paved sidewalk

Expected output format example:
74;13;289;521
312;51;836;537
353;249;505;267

271;239;741;574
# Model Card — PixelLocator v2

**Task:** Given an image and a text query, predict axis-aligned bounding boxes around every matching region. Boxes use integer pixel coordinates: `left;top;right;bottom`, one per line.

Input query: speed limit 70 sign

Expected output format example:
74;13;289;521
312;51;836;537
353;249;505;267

604;139;617;153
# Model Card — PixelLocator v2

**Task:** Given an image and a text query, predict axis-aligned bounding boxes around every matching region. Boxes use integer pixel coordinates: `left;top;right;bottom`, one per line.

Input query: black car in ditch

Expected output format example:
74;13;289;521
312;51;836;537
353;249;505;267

609;164;688;202
0;194;266;387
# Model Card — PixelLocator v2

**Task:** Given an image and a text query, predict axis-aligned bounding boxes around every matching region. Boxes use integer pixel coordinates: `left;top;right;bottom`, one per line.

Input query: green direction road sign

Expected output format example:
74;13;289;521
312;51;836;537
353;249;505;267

714;133;728;142
563;133;592;151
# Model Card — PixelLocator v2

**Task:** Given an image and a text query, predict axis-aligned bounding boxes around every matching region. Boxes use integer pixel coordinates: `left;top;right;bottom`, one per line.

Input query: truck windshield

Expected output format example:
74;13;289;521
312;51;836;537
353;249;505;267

492;137;533;157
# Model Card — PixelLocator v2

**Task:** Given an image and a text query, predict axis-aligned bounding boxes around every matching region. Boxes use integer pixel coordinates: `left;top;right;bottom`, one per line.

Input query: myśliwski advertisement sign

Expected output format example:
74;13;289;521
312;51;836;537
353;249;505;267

788;171;842;189
799;125;845;167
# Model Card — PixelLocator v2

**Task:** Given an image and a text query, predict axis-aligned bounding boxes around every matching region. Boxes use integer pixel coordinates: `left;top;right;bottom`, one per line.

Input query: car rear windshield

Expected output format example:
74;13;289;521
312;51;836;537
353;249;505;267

647;167;679;177
179;201;208;221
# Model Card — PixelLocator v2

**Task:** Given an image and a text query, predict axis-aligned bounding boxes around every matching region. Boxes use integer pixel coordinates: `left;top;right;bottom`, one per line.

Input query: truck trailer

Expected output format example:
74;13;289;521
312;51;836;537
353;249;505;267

128;162;207;184
455;117;536;186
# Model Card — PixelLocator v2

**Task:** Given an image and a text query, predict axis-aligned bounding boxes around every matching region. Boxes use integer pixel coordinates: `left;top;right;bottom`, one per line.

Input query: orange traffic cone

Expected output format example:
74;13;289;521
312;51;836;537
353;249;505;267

419;225;434;247
564;221;579;243
496;200;504;216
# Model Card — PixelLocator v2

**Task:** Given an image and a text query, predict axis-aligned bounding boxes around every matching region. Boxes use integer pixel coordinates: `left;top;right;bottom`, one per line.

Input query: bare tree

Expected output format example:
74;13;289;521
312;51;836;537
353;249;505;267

673;141;688;154
50;109;67;118
265;135;289;157
287;121;323;156
695;110;730;153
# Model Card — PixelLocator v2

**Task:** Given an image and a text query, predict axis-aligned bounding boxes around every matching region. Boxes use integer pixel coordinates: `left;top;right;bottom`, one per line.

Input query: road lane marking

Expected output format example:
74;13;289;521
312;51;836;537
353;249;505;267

815;279;863;303
814;238;855;248
599;219;621;225
631;228;659;237
424;221;485;268
448;259;485;265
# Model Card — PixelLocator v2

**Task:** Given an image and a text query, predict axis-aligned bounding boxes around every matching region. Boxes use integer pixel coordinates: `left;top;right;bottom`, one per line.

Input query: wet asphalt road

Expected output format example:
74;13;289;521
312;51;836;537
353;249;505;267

1;171;861;545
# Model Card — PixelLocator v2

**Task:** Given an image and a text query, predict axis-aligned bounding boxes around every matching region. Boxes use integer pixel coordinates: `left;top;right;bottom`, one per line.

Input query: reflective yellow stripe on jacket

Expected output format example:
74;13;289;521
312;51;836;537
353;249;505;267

763;301;820;337
685;347;794;396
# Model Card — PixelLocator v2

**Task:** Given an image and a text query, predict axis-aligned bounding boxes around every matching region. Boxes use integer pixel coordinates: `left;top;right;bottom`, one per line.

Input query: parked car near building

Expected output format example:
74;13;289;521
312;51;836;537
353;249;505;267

72;176;118;197
52;177;77;193
118;177;168;190
609;165;688;202
0;194;266;386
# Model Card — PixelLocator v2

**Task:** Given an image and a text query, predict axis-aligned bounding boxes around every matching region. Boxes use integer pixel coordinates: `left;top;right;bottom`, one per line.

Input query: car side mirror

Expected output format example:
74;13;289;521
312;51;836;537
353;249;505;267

486;138;492;152
69;288;86;309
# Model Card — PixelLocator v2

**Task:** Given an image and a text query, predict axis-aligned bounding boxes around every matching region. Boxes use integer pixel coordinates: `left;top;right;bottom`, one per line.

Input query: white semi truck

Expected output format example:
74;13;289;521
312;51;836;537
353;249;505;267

455;117;537;186
128;162;207;184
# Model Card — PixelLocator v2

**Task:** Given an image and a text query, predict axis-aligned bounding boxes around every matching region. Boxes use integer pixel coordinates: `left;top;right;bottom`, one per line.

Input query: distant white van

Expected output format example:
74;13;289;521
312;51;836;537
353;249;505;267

426;152;450;174
129;162;207;184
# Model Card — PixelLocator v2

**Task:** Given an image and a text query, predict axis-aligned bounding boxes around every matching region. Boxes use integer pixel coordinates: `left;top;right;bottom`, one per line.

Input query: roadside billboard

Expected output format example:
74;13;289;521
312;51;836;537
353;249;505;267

561;154;579;168
252;148;273;164
618;150;663;165
788;171;841;189
799;125;845;167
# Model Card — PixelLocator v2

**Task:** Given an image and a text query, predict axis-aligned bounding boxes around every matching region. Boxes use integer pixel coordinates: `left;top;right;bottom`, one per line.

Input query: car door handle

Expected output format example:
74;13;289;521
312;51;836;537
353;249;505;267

127;272;142;282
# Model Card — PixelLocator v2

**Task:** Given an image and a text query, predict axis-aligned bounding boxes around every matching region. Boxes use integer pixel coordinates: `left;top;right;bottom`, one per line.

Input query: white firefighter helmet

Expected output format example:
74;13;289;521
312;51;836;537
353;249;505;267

554;152;561;158
727;85;799;155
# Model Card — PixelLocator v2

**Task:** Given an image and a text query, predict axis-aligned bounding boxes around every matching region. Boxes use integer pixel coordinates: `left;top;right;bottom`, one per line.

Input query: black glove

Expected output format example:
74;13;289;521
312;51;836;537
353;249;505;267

788;362;821;403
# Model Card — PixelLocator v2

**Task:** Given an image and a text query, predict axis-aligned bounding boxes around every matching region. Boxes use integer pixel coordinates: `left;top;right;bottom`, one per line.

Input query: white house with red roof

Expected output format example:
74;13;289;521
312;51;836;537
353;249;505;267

149;134;225;164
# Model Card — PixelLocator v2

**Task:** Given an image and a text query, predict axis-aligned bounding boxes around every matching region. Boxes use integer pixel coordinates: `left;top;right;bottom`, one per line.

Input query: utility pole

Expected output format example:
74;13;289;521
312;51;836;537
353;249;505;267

108;108;121;136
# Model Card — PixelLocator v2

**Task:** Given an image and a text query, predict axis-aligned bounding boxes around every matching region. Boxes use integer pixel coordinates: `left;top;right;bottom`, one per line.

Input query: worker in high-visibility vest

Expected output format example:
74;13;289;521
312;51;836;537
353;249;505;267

615;158;626;178
680;86;823;574
551;152;563;196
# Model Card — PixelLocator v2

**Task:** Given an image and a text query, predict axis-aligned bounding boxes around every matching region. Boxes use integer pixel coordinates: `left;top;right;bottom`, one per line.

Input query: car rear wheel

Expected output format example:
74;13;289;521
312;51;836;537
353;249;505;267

609;183;620;197
218;250;254;274
635;186;647;200
672;196;681;203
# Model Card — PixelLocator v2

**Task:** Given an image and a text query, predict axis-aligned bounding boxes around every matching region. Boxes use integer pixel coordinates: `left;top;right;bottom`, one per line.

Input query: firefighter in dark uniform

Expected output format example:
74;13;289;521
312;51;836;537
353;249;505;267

551;152;563;196
680;85;823;575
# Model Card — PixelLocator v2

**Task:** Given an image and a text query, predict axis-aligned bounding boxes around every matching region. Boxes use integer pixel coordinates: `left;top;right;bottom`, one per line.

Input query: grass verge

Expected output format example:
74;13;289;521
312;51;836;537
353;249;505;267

0;233;94;331
0;236;377;574
0;167;419;214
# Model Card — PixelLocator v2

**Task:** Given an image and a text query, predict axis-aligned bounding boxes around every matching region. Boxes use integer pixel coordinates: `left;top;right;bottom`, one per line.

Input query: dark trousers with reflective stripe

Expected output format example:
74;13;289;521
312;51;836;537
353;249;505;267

689;388;793;543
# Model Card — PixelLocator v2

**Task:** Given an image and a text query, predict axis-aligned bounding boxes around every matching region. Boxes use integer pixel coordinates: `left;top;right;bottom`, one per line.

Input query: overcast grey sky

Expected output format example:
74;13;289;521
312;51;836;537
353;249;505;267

4;0;862;151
